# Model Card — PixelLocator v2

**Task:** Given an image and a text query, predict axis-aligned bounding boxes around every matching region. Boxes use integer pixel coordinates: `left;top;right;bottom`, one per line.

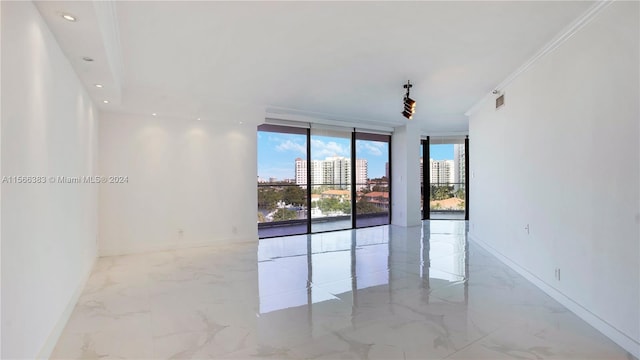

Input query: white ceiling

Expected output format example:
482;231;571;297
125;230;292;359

35;1;593;133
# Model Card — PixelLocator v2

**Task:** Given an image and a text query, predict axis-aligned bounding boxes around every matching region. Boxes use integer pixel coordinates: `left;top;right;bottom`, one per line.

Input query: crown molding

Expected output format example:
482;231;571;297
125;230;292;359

465;0;615;117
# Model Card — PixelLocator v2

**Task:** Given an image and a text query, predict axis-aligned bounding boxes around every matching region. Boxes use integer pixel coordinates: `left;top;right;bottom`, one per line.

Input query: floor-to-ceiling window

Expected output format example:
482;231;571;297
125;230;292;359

258;124;391;238
257;124;309;238
354;133;390;228
421;140;427;219
310;129;353;233
422;137;468;220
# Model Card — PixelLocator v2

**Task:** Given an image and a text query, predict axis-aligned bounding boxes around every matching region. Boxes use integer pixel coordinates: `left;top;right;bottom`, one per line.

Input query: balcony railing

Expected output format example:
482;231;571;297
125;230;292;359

258;182;390;237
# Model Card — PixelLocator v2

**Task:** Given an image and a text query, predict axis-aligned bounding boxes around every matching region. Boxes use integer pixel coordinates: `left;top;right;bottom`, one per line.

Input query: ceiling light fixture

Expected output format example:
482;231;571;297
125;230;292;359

61;13;77;22
402;80;416;120
95;84;103;88
103;100;109;104
197;117;201;121
152;113;157;116
82;57;94;62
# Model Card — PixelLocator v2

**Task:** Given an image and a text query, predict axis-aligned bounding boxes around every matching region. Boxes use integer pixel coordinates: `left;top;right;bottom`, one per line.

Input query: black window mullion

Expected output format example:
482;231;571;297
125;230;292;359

465;136;469;221
388;136;392;224
351;130;357;229
306;128;312;234
423;137;430;220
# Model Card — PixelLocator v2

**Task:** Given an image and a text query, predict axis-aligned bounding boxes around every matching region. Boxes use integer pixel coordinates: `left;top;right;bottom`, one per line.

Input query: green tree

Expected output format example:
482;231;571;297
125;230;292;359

272;208;297;221
258;188;280;210
258;212;266;223
339;200;351;214
318;197;342;213
356;198;379;214
283;185;305;206
431;185;453;201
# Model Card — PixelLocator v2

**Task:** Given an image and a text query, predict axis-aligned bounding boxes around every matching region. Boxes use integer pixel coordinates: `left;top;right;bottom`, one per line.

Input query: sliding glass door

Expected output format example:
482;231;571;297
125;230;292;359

258;124;391;238
310;129;352;233
355;133;390;228
257;124;309;238
421;137;468;220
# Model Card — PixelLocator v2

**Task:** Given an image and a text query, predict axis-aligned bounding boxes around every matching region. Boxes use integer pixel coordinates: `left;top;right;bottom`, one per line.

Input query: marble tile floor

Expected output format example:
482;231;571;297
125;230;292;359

52;221;635;359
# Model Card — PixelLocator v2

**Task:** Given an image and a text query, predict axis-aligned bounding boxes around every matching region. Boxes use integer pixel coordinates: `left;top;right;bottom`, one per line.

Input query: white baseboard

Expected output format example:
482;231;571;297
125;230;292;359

468;232;640;359
36;255;97;359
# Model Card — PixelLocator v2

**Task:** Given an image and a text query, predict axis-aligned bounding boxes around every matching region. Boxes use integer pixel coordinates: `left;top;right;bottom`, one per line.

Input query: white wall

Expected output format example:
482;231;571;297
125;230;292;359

1;3;4;358
391;122;422;227
1;2;99;358
99;110;261;256
0;3;3;357
468;2;639;357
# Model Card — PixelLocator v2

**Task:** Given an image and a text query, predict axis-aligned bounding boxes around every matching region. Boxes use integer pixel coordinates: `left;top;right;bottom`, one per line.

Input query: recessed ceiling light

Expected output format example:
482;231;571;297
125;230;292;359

152;113;157;116
95;84;103;88
239;121;243;124
103;100;109;104
82;57;94;62
197;118;201;121
61;13;77;22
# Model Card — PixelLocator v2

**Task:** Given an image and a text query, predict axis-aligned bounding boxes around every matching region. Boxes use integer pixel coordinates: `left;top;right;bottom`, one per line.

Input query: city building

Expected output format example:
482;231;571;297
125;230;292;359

324;156;350;185
453;144;466;187
311;160;324;185
3;2;637;359
430;159;454;184
363;191;390;210
320;189;351;202
294;157;306;186
355;159;368;189
295;156;368;190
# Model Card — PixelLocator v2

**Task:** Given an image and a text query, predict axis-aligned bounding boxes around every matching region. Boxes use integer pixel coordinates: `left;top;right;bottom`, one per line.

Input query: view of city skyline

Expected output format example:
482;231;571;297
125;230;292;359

257;132;466;232
258;132;462;183
258;133;390;181
420;144;466;185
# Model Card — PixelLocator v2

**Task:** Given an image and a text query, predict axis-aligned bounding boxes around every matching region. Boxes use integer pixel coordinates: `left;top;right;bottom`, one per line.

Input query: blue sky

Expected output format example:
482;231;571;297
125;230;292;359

258;132;454;181
258;133;389;181
426;144;454;160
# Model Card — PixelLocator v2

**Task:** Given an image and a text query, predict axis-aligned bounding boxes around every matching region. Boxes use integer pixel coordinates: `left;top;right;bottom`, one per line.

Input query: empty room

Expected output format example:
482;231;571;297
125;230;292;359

1;1;639;359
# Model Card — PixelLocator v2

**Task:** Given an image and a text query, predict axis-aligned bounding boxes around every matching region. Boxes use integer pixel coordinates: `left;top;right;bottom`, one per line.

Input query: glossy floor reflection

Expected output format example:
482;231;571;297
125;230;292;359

52;221;634;359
